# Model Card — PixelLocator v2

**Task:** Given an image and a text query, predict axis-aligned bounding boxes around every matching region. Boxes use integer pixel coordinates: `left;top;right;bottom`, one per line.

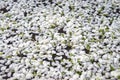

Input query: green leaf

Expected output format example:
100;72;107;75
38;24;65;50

110;65;115;71
61;33;64;37
103;13;109;17
66;19;70;22
5;13;12;18
69;32;72;37
62;72;65;75
97;63;100;67
63;40;67;44
117;75;120;79
90;58;94;63
109;18;114;25
86;44;90;50
51;34;54;39
19;32;24;37
97;6;105;15
108;51;113;55
49;31;54;39
50;23;58;28
70;53;74;56
82;37;85;40
40;61;43;65
0;27;6;31
6;55;12;59
105;26;109;32
32;70;37;76
61;11;64;16
90;38;96;42
77;58;81;63
99;29;105;35
76;71;82;75
0;52;3;55
69;5;74;11
111;32;117;39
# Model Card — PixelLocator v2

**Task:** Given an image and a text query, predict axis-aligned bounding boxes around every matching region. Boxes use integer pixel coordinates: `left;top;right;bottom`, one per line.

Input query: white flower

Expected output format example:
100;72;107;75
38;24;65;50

1;66;6;71
70;74;79;80
26;72;33;79
31;60;40;66
112;0;120;5
111;70;120;78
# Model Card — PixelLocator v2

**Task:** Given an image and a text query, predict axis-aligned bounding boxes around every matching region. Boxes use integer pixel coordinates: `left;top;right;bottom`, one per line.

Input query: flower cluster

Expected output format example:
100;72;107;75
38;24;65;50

0;0;120;80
